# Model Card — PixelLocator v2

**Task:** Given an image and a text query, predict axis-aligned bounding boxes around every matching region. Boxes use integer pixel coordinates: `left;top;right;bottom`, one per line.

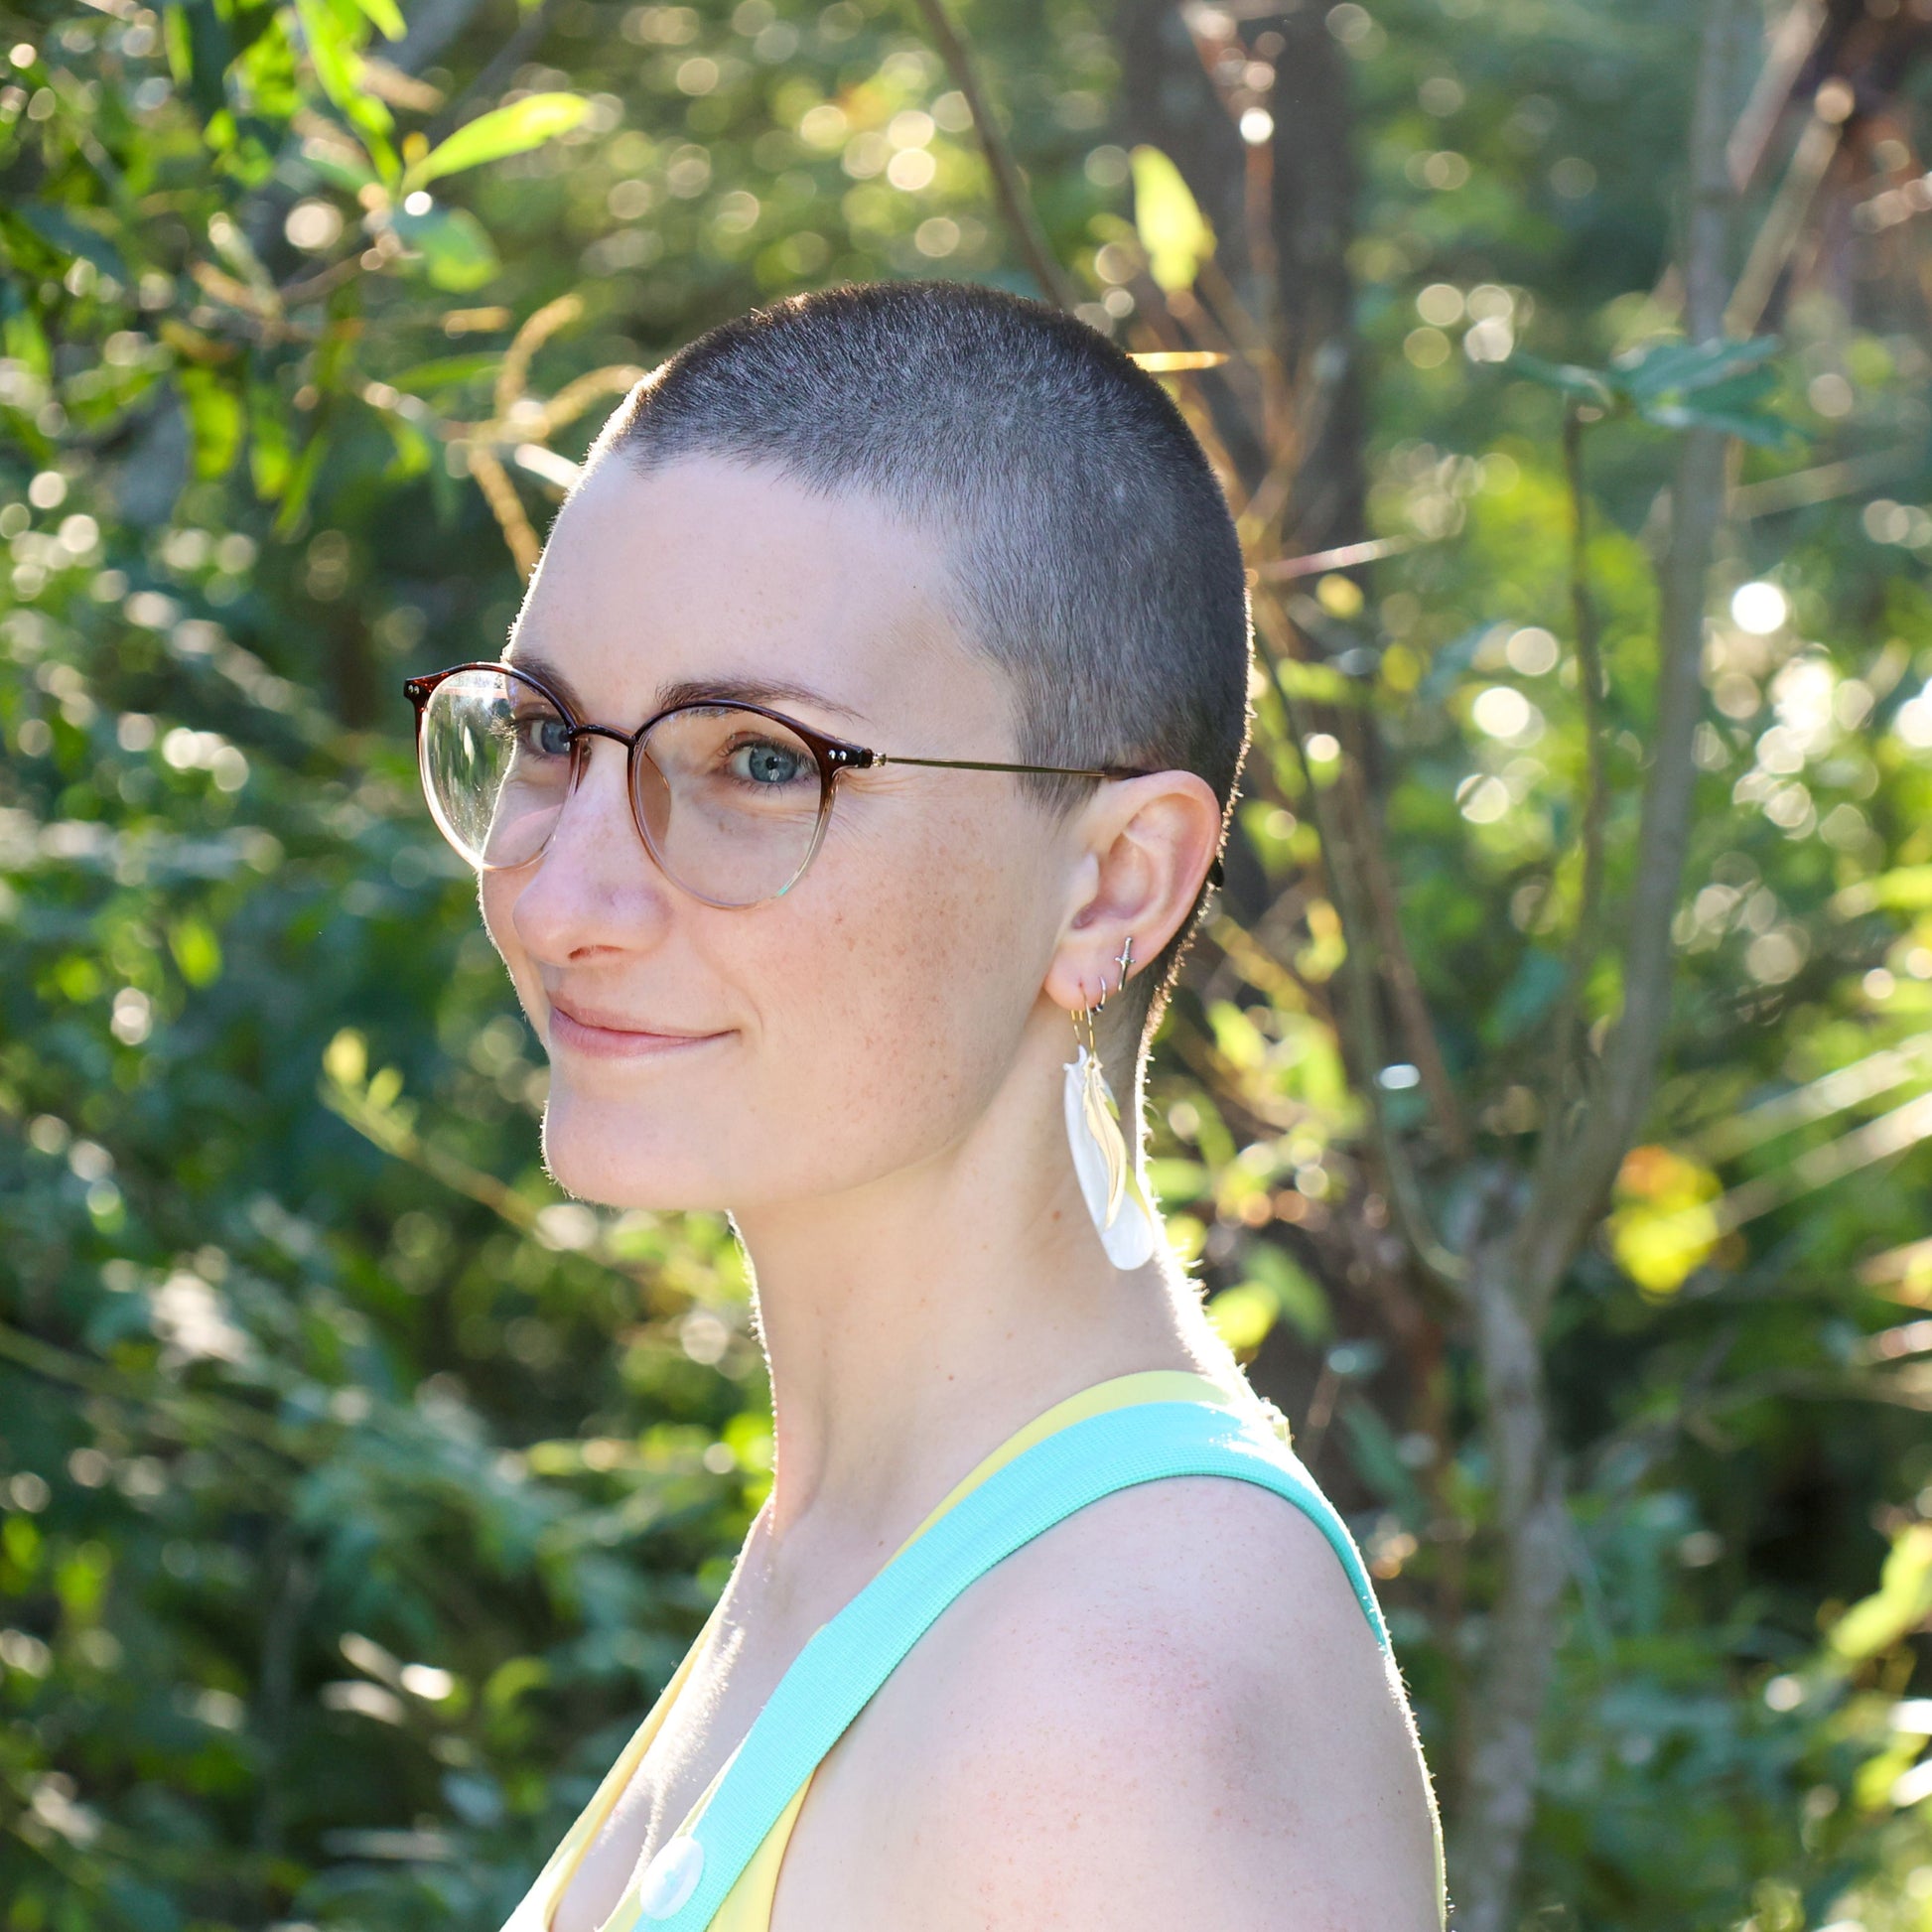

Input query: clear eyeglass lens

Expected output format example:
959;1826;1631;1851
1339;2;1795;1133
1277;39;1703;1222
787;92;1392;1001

420;667;574;870
418;676;829;905
636;705;827;907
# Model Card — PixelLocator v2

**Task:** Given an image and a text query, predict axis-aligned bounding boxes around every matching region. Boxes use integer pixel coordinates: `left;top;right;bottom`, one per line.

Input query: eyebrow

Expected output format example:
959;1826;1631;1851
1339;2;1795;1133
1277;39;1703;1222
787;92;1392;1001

501;649;867;726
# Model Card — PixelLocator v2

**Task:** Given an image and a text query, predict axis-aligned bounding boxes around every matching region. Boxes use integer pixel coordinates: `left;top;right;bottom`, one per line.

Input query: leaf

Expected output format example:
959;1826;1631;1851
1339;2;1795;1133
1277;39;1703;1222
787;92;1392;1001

1144;1157;1208;1203
169;917;224;988
294;0;395;164
391;203;501;291
176;368;245;480
1606;1144;1724;1294
402;94;592;192
301;132;379;196
1338;1400;1424;1511
1614;334;1779;401
1205;1284;1278;1359
1129;144;1214;294
1828;1522;1932;1663
272;430;327;538
163;0;232;121
349;0;406;39
1639;364;1798;449
1269;655;1354;704
380;410;434;482
1245;1243;1332;1343
386;352;501;393
248;380;293;500
1502;351;1614;407
12;203;128;279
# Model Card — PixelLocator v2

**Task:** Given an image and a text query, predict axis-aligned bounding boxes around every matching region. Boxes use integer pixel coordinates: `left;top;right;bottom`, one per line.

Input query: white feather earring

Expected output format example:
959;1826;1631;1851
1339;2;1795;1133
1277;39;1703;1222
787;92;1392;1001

1061;941;1158;1270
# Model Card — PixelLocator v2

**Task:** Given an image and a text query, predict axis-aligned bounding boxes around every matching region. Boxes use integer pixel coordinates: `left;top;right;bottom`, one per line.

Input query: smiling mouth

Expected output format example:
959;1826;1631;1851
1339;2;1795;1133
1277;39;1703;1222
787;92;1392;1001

546;997;731;1059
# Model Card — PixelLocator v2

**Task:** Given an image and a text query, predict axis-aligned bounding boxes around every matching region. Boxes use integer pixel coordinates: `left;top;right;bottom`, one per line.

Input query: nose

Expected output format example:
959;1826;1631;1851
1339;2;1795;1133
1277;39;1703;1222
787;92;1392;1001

505;735;676;965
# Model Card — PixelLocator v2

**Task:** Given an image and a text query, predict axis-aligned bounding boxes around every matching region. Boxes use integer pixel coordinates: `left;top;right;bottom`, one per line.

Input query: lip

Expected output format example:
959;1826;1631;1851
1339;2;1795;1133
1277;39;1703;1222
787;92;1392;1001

546;992;731;1060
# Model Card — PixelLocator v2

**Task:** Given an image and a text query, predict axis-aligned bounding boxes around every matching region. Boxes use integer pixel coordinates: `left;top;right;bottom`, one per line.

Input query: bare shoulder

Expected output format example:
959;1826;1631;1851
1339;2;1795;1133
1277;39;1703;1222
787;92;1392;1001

840;1472;1443;1932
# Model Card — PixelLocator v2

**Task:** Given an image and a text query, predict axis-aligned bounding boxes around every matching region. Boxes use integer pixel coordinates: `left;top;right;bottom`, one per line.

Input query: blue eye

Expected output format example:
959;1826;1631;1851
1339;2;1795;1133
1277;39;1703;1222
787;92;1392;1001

731;740;808;785
505;708;572;759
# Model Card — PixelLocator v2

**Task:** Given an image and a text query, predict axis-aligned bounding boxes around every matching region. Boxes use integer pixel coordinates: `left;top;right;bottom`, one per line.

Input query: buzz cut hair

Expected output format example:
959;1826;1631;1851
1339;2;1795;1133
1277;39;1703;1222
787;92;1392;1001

584;278;1253;1052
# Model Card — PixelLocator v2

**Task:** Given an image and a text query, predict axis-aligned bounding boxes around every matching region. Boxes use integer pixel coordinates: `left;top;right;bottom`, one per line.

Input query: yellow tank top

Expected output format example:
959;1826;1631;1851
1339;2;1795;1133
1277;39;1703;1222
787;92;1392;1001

501;1369;1265;1932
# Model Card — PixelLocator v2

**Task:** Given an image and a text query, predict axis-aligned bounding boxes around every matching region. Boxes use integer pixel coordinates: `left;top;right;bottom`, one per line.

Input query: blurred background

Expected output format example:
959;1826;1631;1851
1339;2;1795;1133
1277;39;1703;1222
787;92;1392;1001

4;0;1932;1926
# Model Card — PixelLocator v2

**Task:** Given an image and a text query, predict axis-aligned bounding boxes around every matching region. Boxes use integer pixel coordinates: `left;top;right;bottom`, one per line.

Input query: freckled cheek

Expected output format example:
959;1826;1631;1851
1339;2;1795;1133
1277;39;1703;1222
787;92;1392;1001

762;804;1044;1123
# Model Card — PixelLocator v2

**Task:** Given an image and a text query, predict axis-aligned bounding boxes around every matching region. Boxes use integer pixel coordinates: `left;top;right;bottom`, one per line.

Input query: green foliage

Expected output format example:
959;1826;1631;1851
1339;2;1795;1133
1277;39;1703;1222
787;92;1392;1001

1;0;1929;1926
1511;334;1799;448
404;95;593;193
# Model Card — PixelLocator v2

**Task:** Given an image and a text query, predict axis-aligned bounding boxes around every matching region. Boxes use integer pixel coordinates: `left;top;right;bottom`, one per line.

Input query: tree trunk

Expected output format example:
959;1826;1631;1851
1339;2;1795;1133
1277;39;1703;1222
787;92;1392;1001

1452;5;1745;1927
1114;0;1362;544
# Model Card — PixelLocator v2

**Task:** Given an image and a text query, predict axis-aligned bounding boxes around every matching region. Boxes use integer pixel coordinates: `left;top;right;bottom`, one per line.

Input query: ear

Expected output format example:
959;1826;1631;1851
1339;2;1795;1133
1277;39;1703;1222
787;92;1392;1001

1042;770;1224;1015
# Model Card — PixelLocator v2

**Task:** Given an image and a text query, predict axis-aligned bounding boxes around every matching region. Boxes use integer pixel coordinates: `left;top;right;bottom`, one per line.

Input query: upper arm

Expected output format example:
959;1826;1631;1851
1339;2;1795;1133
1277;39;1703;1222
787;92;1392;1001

854;1478;1444;1932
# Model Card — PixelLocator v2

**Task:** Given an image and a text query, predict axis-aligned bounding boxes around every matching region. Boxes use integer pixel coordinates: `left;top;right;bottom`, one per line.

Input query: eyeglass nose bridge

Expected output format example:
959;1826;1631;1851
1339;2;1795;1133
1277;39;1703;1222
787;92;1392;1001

565;720;639;754
559;719;648;797
556;716;697;897
522;719;655;870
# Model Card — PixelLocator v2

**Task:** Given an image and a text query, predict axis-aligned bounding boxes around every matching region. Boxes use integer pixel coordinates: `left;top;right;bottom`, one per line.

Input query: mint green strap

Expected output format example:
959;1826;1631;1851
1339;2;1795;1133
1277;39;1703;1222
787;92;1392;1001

637;1399;1387;1929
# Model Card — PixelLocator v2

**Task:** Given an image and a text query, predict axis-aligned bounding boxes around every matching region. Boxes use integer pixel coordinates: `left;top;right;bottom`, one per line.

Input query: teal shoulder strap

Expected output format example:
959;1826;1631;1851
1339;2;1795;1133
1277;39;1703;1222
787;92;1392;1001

632;1399;1388;1929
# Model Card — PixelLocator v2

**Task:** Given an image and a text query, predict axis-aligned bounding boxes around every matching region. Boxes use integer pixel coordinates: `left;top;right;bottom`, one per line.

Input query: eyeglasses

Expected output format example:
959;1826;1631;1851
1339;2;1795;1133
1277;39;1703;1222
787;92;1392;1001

401;661;1154;909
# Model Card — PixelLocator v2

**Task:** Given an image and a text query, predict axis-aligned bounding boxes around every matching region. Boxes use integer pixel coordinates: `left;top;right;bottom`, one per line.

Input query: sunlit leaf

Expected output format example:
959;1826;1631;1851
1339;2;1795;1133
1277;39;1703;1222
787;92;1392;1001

1129;144;1214;294
1245;1244;1332;1343
168;918;224;988
349;0;406;40
1206;1283;1278;1358
1829;1523;1932;1663
1606;1145;1724;1293
402;93;592;192
176;368;244;480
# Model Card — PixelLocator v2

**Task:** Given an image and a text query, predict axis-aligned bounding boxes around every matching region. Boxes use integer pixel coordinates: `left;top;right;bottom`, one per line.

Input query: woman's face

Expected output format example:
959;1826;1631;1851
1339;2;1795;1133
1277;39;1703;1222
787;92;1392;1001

480;452;1073;1213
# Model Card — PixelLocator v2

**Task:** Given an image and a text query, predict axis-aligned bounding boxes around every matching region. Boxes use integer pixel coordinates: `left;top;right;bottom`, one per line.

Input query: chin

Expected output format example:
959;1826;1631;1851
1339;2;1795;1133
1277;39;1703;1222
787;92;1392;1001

539;1093;730;1211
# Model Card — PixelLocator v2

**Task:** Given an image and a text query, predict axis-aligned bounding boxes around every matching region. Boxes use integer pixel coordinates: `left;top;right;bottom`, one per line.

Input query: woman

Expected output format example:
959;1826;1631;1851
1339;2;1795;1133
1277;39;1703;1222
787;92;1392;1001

404;281;1444;1931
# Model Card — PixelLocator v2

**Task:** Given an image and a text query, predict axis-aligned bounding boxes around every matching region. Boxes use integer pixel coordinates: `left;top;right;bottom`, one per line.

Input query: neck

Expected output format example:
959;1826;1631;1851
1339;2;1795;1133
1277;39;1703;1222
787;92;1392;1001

731;1048;1233;1560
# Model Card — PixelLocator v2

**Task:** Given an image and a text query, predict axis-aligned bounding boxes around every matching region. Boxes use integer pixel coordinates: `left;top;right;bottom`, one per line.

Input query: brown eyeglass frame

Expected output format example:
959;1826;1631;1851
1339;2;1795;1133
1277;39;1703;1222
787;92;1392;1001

402;660;1157;907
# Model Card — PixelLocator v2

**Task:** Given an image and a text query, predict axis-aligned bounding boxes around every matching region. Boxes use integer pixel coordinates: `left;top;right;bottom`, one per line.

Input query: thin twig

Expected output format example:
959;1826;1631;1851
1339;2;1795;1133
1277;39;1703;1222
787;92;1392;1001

1258;534;1420;581
903;0;1081;312
1515;0;1743;1329
1252;593;1468;1304
1338;742;1474;1162
1532;403;1612;1184
1725;107;1845;335
495;292;582;424
426;0;567;141
1455;4;1749;1923
466;445;542;578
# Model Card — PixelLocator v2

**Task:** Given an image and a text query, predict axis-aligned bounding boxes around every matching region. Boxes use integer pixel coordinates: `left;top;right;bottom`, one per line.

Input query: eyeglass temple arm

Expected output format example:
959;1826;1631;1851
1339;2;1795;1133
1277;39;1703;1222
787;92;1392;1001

868;752;1227;887
869;754;1150;780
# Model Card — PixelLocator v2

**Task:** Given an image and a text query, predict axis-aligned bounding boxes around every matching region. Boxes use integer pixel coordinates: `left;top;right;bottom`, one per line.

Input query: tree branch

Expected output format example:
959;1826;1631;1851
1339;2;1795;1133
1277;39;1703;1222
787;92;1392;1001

1253;594;1468;1307
1515;0;1743;1328
903;0;1082;312
1531;404;1611;1191
1453;6;1748;1926
1341;739;1473;1163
